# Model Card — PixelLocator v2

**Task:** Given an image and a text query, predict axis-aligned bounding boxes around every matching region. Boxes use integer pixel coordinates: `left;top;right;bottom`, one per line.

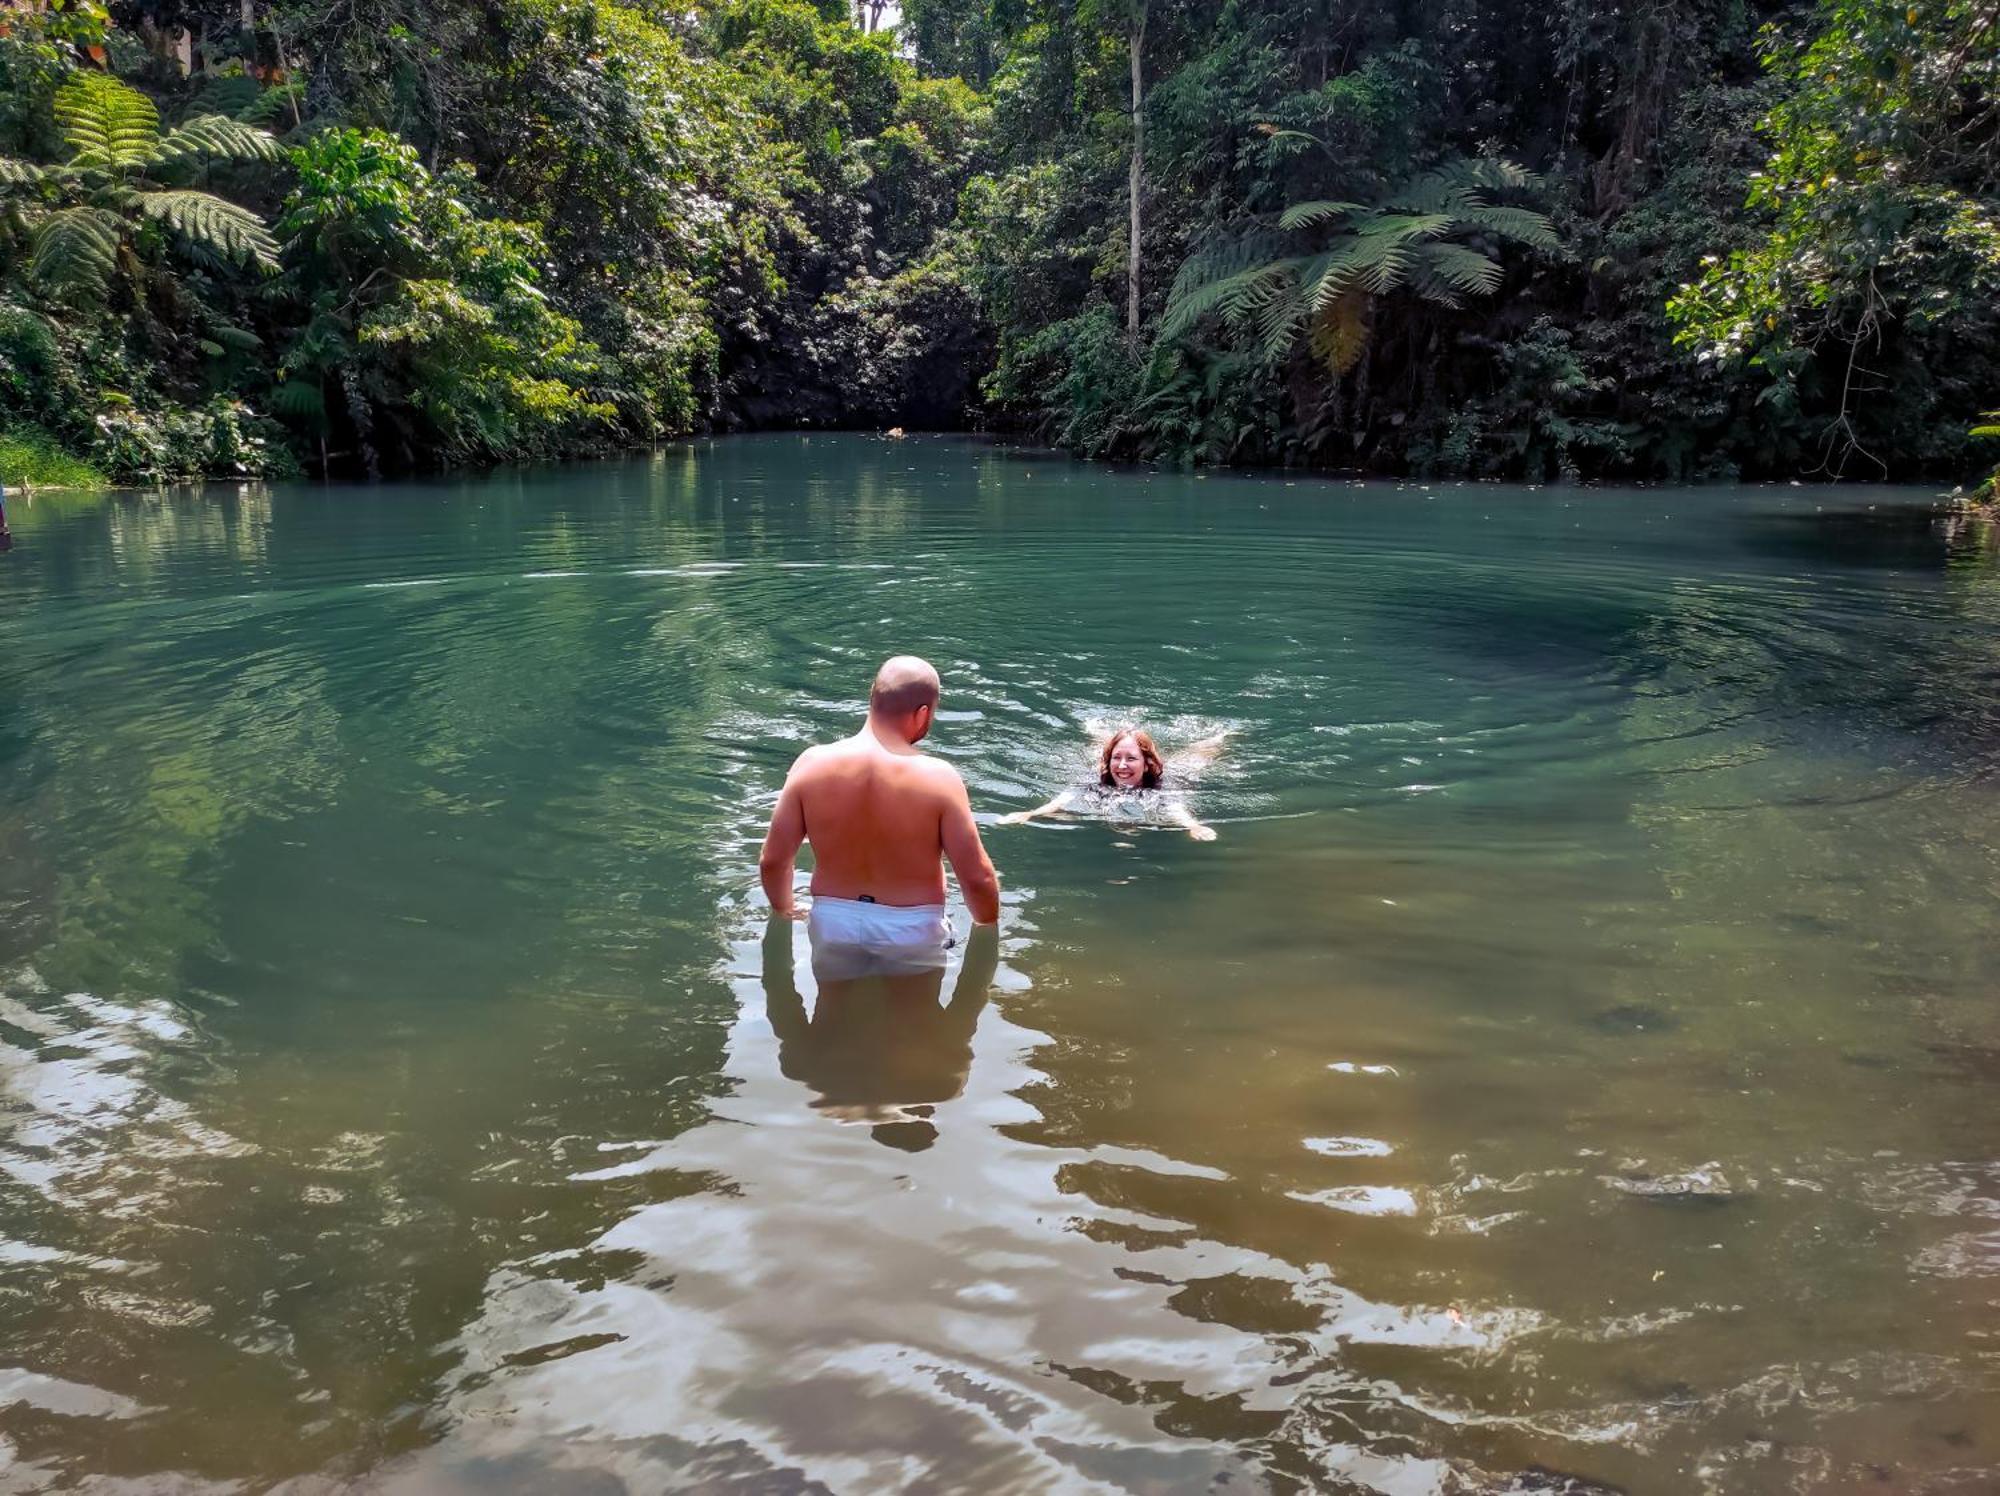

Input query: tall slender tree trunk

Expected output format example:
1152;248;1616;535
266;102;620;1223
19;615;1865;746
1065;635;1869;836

1127;2;1147;346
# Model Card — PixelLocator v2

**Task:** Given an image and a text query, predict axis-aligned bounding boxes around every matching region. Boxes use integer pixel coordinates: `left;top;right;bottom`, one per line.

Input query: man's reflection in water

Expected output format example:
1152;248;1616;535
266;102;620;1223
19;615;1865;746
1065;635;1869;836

763;916;999;1153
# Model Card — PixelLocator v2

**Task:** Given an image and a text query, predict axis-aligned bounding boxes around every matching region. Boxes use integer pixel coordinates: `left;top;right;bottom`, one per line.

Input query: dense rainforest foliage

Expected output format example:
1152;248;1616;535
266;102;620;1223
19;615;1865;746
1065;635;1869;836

0;0;1993;487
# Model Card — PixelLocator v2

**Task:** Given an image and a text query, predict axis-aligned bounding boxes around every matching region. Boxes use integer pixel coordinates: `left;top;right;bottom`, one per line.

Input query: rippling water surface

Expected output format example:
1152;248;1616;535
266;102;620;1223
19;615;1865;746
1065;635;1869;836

1;436;1997;1493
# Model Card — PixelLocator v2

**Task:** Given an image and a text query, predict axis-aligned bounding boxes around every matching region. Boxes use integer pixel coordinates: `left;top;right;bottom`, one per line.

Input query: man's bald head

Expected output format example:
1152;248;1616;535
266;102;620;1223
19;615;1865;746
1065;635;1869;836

869;655;941;742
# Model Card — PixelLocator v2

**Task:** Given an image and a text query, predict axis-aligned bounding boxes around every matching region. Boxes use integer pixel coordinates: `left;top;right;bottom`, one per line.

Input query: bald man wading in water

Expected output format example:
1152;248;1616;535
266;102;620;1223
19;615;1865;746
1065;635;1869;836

760;657;1001;968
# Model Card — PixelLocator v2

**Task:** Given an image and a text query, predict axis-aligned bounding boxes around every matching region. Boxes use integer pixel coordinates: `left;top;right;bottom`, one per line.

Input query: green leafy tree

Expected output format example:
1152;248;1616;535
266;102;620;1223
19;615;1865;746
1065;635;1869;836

899;0;1003;83
0;71;279;303
275;127;612;471
1669;0;2000;478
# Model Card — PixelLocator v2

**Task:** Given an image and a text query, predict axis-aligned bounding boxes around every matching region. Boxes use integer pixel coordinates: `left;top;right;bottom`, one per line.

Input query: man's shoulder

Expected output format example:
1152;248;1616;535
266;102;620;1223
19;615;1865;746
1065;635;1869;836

859;744;965;790
907;752;967;795
787;741;843;779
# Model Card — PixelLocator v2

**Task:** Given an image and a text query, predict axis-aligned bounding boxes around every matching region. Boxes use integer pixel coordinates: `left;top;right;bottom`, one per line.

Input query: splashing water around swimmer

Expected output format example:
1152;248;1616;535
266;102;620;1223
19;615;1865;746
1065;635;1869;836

994;713;1244;838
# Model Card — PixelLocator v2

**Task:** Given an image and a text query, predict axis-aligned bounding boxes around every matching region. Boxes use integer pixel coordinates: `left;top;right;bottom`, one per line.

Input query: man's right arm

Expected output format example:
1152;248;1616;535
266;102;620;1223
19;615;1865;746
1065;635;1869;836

758;758;810;917
939;769;1001;925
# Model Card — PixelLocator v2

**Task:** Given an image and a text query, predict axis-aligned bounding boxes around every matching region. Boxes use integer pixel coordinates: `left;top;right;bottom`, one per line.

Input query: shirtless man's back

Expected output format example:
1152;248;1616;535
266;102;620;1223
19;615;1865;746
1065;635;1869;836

760;657;1000;968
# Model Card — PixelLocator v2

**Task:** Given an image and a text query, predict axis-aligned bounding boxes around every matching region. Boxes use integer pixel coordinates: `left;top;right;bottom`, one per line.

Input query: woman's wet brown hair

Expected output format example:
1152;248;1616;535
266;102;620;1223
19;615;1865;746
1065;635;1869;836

1099;729;1165;789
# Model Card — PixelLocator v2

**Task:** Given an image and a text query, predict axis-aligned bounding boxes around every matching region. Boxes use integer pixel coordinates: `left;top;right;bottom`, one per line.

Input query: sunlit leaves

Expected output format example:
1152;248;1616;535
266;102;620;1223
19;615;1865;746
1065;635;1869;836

53;72;158;171
1667;0;1999;477
151;115;283;169
5;70;282;304
138;191;280;273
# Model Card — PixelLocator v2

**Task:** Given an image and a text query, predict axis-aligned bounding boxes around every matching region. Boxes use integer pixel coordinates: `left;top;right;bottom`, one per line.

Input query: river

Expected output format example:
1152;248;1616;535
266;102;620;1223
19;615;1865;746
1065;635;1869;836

0;436;1995;1491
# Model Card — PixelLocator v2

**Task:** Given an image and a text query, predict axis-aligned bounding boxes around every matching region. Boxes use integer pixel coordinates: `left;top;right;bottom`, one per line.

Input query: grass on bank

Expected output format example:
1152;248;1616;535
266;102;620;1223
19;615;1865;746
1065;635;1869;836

0;427;107;492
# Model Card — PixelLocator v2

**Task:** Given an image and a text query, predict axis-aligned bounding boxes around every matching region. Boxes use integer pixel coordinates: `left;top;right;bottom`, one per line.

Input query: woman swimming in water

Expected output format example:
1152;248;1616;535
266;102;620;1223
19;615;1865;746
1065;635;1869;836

996;725;1232;840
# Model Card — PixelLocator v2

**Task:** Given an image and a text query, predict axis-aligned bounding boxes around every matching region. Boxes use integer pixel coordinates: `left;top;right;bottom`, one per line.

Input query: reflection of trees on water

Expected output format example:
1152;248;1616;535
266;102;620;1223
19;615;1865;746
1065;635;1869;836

6;493;332;984
1600;551;2000;1484
0;472;814;1483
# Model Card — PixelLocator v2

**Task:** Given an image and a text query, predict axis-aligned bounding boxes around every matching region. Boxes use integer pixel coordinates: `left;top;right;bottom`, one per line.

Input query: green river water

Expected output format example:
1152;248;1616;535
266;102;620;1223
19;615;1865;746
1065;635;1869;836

0;435;1996;1493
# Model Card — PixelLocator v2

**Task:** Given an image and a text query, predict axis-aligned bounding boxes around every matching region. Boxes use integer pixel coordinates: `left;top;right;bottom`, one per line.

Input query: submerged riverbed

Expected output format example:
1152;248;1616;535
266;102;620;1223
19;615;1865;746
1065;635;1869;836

1;436;1996;1492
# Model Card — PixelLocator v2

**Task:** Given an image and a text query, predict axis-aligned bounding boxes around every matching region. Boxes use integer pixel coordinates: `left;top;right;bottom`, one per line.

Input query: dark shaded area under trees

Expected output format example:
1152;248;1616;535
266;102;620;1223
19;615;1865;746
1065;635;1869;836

1;0;1994;488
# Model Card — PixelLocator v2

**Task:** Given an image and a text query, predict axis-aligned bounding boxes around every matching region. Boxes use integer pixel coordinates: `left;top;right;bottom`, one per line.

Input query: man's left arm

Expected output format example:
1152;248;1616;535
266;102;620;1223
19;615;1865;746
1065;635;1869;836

940;770;1002;925
759;766;809;916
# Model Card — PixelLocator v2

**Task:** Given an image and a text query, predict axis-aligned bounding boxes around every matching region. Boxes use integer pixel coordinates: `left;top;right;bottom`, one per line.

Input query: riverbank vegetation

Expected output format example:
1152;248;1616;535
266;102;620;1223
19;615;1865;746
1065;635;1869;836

0;423;106;487
0;0;1993;488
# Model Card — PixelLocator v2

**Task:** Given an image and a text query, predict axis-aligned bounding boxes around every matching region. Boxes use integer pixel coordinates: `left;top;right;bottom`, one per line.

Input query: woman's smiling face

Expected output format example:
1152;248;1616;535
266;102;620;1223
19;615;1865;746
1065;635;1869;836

1107;735;1148;787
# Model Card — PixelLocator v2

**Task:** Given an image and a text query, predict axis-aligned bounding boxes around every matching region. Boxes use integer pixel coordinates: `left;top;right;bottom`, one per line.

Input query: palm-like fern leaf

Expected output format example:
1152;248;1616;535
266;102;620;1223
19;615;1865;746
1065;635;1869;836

0;157;42;186
1413;242;1505;298
269;380;328;421
138;190;279;272
207;322;264;352
1162;154;1556;376
1450;203;1559;249
1361;240;1418;295
1386;158;1539;211
1160;230;1290;341
29;206;122;297
239;84;305;126
189;75;263;120
55;74;160;171
151;114;281;168
1278;199;1366;231
1356;211;1453;244
1250;270;1309;362
1160;262;1287;342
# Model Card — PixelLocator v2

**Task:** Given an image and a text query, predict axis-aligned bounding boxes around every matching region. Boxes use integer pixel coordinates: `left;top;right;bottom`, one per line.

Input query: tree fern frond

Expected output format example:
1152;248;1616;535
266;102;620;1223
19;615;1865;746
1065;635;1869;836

1387;158;1540;213
1359;241;1416;295
1460;158;1539;193
0;157;43;186
189;75;262;119
1278;199;1366;231
1161;254;1290;341
28;207;122;298
1220;261;1299;317
151;114;281;168
1251;277;1307;363
239;84;304;126
1300;244;1367;314
270;380;328;421
1165;229;1285;302
55;74;160;171
1379;168;1469;216
207;322;264;351
138;190;279;273
1451;203;1559;249
1158;152;1555;370
1355;210;1453;245
1412;241;1504;296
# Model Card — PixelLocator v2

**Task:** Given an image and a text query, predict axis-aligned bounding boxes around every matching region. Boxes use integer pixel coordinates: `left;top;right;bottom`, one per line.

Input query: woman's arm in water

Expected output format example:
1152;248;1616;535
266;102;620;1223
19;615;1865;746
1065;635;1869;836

996;789;1077;826
1165;800;1218;841
1181;728;1235;766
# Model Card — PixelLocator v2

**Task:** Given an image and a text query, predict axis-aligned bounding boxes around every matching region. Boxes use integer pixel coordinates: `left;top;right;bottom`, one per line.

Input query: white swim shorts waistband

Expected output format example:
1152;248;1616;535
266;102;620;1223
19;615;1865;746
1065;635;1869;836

807;896;952;951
